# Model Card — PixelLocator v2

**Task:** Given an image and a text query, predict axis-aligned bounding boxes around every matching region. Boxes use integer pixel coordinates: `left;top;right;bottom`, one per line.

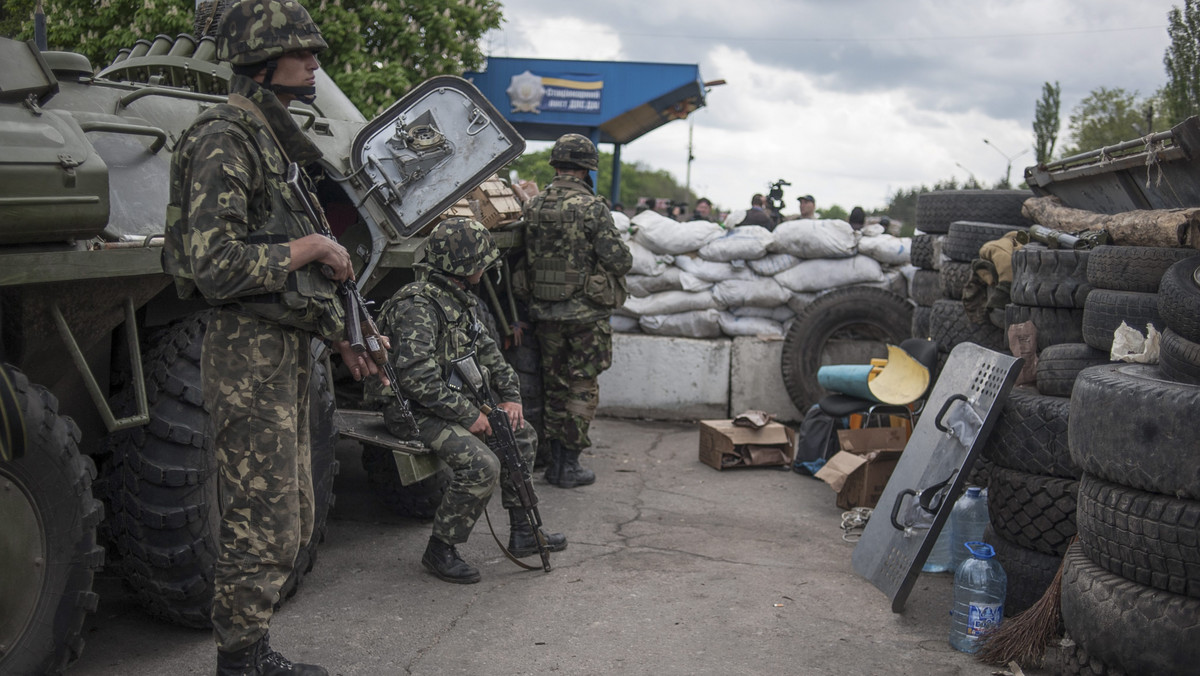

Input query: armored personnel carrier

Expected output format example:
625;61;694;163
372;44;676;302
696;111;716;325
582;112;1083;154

0;26;523;673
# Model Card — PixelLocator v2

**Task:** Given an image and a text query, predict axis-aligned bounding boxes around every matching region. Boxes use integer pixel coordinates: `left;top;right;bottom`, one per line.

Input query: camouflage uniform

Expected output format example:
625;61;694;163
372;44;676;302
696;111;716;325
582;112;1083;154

162;0;337;661
372;269;534;544
523;135;632;477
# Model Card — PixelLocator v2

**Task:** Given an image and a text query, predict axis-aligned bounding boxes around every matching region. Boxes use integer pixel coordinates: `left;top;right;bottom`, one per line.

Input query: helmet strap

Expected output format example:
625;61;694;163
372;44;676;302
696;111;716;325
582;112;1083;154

257;59;317;105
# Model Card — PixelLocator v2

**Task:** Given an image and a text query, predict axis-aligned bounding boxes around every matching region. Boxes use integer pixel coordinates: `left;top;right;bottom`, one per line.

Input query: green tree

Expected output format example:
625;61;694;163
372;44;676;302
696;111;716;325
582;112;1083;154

1061;87;1147;156
1033;81;1062;163
1164;0;1200;124
884;176;984;232
822;205;849;221
1;0;500;118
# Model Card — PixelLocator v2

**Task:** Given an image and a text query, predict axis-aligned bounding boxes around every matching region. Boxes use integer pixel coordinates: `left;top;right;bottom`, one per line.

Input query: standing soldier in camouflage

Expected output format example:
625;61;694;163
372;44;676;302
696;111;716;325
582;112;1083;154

162;1;384;673
522;134;633;488
368;218;566;583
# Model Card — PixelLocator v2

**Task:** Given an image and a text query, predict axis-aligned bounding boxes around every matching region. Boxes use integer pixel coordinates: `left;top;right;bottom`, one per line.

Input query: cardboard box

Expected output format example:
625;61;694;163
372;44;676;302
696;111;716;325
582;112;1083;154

698;419;796;470
815;427;907;509
470;176;523;229
418;197;475;236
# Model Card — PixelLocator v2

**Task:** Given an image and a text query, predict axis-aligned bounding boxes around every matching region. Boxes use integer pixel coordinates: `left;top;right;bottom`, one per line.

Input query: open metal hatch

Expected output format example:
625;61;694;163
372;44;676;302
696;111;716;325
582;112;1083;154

349;75;525;239
851;342;1023;612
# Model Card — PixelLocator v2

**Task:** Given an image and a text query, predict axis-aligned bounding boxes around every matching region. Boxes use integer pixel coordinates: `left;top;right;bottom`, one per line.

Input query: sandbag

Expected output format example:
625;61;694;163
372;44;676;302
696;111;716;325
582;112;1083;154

698;225;774;262
622;289;721;316
717;311;785;338
857;233;912;265
612;210;632;234
674;255;759;283
774;255;885;292
712;277;792;308
748;252;802;276
787;291;820;315
626;268;711;297
631;210;725;254
733;305;796;323
639;309;723;338
610;314;641;333
628;240;674;277
771;219;858;259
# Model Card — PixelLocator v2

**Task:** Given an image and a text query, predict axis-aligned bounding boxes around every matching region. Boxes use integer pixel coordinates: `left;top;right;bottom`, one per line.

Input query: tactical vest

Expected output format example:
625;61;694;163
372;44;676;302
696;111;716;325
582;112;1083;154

163;101;344;341
525;190;592;302
391;280;484;389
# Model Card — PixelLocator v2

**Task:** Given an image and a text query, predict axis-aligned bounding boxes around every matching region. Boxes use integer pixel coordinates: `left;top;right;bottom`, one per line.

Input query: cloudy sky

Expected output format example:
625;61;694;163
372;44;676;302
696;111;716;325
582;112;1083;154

481;0;1182;216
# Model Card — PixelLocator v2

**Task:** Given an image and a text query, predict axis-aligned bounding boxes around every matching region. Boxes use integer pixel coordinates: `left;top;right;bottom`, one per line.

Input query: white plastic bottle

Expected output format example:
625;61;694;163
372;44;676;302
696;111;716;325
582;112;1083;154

949;541;1007;653
922;517;953;573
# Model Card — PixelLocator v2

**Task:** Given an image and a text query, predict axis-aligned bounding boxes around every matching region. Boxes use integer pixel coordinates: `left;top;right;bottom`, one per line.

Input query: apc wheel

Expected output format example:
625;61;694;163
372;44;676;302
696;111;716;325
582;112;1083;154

780;286;912;412
361;446;449;520
0;366;103;676
106;313;337;627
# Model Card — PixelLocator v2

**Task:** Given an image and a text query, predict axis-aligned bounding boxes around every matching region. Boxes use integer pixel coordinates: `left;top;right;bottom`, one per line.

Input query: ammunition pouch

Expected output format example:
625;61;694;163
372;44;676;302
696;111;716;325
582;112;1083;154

583;269;628;309
531;258;585;301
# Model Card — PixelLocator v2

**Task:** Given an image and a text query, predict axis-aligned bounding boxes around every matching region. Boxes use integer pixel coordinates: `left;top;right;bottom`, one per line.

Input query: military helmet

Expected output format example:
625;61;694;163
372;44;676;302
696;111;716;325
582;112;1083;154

424;218;499;277
217;0;328;66
549;133;599;172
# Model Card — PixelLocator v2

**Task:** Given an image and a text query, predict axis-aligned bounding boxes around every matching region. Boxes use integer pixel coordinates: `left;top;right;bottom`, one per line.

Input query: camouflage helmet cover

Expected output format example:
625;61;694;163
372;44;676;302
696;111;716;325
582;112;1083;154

217;0;328;66
549;133;599;172
424;217;500;277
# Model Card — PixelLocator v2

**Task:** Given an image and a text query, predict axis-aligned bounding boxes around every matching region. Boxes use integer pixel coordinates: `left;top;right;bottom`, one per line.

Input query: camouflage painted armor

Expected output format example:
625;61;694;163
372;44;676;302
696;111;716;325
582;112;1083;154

163;74;345;343
369;269;532;544
522;174;632;323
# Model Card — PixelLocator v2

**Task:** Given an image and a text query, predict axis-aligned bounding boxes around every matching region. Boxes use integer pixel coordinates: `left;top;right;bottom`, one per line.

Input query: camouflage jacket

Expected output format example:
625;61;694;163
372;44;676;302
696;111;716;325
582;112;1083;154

370;269;520;427
522;174;632;323
162;74;344;341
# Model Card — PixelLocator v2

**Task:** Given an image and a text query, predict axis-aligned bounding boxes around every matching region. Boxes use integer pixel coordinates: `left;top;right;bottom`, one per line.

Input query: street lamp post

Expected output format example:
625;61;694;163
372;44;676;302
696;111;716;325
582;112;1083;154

982;138;1030;187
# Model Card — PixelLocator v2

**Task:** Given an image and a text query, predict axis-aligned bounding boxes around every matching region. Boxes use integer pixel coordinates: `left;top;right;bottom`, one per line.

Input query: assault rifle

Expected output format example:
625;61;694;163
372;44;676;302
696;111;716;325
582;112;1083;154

1017;224;1110;251
285;163;419;439
450;356;552;572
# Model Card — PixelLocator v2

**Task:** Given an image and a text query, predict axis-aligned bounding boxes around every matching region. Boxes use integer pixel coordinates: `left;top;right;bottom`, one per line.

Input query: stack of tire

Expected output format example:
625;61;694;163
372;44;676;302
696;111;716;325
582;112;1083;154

979;242;1098;615
911;190;1032;371
1056;252;1200;676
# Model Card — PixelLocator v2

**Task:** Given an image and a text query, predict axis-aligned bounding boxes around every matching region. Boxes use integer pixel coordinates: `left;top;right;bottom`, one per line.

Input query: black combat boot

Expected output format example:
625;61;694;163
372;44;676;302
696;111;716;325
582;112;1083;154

216;632;328;676
546;443;595;489
421;535;481;584
508;508;568;558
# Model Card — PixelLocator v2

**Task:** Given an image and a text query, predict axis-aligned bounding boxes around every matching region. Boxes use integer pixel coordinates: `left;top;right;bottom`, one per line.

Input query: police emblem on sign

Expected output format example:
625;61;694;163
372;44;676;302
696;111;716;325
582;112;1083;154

506;70;544;114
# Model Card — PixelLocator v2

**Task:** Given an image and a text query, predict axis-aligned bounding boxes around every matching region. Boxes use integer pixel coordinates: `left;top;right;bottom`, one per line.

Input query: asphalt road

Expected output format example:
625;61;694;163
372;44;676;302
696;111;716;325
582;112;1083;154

67;418;1046;675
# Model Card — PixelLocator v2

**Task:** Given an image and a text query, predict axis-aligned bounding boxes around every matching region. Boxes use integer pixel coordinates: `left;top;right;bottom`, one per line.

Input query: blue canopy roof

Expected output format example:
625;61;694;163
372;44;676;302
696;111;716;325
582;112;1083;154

464;57;708;145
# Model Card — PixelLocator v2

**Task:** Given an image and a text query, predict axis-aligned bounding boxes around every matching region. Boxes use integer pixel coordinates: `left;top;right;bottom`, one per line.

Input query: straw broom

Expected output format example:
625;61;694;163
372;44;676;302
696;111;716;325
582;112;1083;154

974;537;1074;668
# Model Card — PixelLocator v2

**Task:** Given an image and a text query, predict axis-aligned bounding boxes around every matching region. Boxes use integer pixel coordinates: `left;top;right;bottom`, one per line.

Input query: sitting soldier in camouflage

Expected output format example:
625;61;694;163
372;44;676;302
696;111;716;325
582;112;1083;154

368;218;566;583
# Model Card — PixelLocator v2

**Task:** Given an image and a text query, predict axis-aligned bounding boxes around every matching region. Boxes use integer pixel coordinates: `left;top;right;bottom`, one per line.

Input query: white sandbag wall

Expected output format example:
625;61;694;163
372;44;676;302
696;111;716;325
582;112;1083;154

616;213;915;339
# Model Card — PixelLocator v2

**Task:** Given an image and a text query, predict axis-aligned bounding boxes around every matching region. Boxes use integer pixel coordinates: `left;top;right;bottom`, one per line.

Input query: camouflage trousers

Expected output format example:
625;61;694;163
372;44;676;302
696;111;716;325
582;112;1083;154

536;319;612;452
203;309;314;652
415;411;538;545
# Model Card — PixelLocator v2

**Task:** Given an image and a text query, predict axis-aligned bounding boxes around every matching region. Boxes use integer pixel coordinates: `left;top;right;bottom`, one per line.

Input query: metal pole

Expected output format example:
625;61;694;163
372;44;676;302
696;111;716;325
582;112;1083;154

685;117;694;197
611;142;623;205
34;0;47;51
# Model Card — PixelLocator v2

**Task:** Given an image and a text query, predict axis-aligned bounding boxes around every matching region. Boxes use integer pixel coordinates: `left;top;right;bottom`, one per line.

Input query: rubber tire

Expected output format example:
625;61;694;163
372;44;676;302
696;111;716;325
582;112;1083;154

981;386;1078;478
1160;327;1200;385
361;446;450;520
1076;473;1200;598
1068;363;1200;500
1035;343;1109;398
987;463;1078;557
985;524;1062;616
1086;245;1194;293
911;304;932;340
1080;289;1163;352
1010;246;1092;308
106;313;336;627
942;220;1027;262
928;298;1007;354
1157;254;1200;343
1004;303;1085;351
1056;635;1128;676
780;286;913;412
939;260;972;300
915;189;1034;234
0;366;103;676
909;269;942;306
910;234;941;270
1061;541;1200;676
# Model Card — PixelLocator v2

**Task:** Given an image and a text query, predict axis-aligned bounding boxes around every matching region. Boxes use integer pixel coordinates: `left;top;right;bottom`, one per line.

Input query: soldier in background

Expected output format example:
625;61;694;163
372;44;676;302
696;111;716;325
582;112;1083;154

368;218;566;583
521;134;633;488
162;1;386;674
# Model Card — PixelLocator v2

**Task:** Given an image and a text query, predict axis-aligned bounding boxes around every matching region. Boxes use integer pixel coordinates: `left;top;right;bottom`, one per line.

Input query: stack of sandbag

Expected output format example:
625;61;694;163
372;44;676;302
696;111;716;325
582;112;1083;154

615;211;914;339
